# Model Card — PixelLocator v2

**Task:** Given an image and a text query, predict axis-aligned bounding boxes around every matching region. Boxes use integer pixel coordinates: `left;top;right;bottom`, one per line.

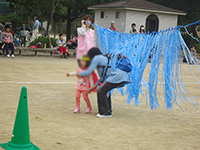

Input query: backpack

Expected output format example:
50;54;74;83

98;54;132;82
116;57;132;73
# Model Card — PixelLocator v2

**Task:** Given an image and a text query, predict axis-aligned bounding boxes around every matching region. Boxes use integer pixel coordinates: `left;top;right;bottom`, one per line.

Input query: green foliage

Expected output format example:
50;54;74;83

54;0;118;22
53;0;118;39
0;13;23;32
29;36;57;47
4;0;119;39
182;33;200;53
147;0;200;25
0;1;10;15
195;43;200;53
147;0;200;37
8;0;200;38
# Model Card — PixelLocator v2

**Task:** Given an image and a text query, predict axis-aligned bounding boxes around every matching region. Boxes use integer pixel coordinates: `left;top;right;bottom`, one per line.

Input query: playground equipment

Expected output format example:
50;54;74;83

0;86;40;150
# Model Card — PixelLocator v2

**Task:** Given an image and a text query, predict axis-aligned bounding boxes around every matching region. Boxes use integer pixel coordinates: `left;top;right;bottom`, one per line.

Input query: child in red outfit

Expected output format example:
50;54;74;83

56;33;68;58
66;56;98;114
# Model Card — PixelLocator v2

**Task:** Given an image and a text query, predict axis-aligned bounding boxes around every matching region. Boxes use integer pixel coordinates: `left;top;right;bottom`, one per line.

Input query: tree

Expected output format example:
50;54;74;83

54;0;92;40
54;0;118;40
0;14;23;31
6;0;118;41
147;0;200;37
0;0;10;15
7;0;60;47
46;0;60;47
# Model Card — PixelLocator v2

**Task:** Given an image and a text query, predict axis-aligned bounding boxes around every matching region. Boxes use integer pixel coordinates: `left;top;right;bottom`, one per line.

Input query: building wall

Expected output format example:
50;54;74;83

93;9;178;46
94;9;127;33
157;13;178;31
125;10;178;33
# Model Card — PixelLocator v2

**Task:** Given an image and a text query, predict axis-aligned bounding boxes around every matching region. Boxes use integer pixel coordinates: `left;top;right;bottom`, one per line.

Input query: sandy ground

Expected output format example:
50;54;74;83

0;55;200;150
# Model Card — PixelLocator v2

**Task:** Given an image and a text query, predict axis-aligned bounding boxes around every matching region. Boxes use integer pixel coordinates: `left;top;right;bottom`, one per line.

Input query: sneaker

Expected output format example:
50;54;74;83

11;54;15;58
96;111;112;118
64;55;68;59
60;55;63;58
74;107;80;113
6;54;10;57
85;107;92;114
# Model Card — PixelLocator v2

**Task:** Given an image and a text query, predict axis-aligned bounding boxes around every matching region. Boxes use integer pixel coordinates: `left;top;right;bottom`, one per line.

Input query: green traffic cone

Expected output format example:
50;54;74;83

0;86;40;150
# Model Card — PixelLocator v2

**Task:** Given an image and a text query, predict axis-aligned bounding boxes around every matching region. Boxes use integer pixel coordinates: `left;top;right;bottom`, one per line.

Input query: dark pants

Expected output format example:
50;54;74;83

5;43;14;55
97;81;125;114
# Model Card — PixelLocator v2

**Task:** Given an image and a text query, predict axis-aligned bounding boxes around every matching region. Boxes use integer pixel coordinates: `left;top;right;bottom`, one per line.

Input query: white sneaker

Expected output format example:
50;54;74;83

96;114;112;118
6;54;10;57
11;54;15;58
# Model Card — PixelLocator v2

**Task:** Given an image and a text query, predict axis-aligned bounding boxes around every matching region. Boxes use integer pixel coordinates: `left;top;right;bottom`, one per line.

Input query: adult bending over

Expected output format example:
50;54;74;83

77;47;131;118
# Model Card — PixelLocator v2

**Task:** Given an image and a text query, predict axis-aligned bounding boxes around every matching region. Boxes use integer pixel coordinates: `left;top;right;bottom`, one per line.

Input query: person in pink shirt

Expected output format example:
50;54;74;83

77;14;95;61
2;33;16;50
66;55;98;114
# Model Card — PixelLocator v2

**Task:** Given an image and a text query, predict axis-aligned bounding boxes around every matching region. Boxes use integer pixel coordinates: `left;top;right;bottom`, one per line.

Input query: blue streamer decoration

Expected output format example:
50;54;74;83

85;20;200;110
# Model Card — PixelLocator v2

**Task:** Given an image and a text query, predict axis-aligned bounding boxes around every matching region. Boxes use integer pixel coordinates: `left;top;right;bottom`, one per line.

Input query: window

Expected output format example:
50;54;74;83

116;12;119;19
100;11;104;18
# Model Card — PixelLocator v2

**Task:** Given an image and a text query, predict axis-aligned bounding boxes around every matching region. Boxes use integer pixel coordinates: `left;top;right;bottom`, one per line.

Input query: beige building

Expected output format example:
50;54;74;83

89;0;186;33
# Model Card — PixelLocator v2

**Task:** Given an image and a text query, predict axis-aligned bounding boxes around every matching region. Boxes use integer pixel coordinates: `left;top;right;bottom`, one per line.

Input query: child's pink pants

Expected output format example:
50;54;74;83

76;89;91;108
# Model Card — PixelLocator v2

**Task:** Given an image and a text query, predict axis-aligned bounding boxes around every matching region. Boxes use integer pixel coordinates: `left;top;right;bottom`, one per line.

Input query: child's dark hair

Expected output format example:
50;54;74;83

5;25;10;29
82;14;93;22
59;33;63;37
132;23;136;27
133;29;137;32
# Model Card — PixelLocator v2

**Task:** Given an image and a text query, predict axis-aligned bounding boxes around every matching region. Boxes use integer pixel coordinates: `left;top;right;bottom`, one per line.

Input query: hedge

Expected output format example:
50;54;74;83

29;36;57;47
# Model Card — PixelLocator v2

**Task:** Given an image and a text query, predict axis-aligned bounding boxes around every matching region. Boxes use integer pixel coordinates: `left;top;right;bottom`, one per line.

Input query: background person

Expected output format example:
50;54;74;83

31;17;40;42
77;14;95;62
139;25;145;33
130;23;137;34
56;33;68;58
1;33;16;50
2;25;15;58
189;46;199;64
109;21;117;32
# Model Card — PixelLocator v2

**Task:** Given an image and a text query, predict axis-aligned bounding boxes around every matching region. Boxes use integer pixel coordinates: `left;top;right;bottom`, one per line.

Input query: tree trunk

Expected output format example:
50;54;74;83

66;7;72;41
53;21;56;38
47;0;60;47
46;20;51;48
66;19;72;41
192;25;198;37
46;14;53;48
41;20;43;32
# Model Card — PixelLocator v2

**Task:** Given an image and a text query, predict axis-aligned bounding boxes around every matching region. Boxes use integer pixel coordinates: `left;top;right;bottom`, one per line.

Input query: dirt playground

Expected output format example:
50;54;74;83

0;56;200;150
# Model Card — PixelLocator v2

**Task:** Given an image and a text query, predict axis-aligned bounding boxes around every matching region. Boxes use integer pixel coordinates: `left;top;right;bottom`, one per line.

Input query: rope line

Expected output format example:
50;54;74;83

84;20;200;110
